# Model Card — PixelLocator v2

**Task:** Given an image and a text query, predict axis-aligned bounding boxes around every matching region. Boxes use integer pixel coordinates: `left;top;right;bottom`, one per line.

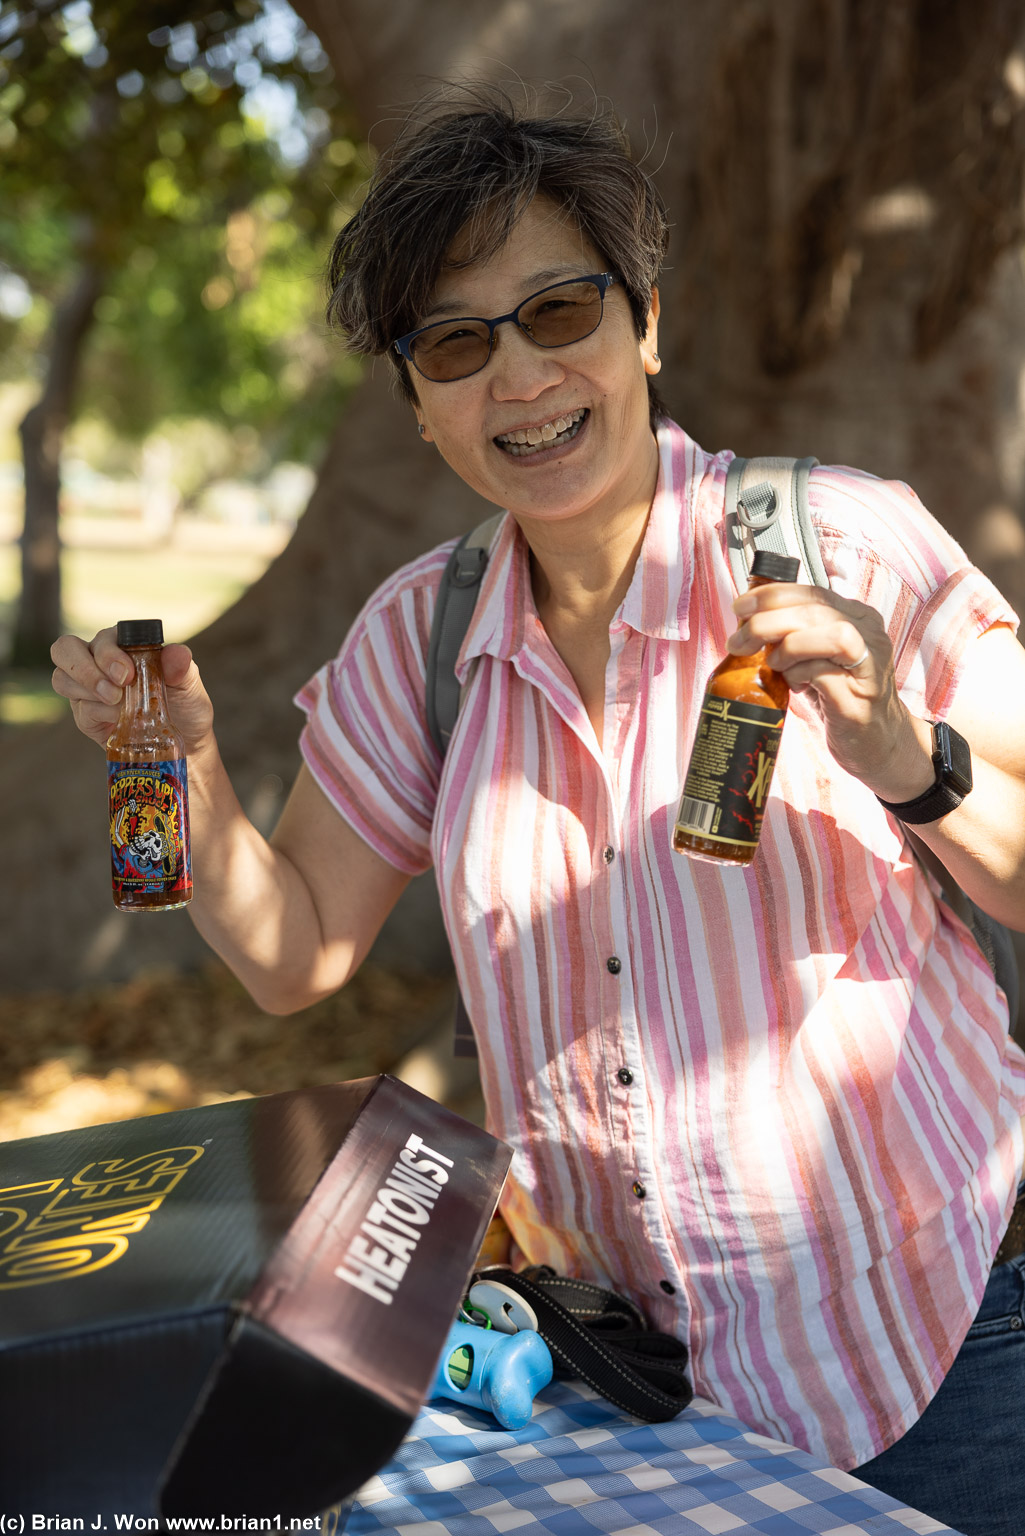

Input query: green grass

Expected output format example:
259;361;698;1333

63;542;272;642
0;670;68;726
0;540;274;646
0;521;287;729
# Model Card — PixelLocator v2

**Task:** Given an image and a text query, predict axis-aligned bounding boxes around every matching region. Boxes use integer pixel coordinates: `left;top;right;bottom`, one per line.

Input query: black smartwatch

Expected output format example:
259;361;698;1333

877;721;973;824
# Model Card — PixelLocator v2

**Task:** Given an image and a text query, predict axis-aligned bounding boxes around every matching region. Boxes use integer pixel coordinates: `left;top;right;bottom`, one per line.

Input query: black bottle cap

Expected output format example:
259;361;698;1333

750;551;800;583
116;619;164;647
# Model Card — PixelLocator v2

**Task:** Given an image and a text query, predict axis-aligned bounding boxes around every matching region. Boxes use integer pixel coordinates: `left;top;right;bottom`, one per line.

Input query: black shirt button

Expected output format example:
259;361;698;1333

632;1181;646;1199
603;845;615;864
659;1279;676;1295
607;955;622;975
617;1067;633;1086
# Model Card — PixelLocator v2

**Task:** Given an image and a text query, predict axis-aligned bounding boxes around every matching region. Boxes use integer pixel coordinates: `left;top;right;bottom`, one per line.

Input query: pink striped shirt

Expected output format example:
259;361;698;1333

297;421;1025;1469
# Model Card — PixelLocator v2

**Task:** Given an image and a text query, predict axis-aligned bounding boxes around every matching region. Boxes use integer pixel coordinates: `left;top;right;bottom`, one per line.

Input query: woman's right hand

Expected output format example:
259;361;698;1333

50;628;215;756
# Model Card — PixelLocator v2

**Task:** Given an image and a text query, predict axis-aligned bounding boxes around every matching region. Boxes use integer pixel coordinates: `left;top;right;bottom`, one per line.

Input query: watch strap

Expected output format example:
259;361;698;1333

877;779;966;824
877;721;971;825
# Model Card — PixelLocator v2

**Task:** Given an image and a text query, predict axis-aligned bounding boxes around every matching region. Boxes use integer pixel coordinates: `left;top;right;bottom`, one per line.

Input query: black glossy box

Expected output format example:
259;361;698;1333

0;1077;511;1521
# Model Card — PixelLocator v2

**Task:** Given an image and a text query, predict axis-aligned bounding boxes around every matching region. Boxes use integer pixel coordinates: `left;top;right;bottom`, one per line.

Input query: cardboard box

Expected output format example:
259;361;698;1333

0;1076;511;1521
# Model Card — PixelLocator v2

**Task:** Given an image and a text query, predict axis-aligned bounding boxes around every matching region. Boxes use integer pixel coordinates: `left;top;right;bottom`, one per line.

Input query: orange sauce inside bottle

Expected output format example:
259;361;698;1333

673;562;795;865
106;628;192;912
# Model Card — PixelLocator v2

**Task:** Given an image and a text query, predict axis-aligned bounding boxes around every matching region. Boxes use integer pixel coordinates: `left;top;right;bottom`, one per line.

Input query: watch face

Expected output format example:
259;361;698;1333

935;721;973;796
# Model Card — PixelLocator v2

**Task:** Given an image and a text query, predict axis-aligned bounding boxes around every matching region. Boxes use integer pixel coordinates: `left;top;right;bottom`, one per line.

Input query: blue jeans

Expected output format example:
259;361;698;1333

854;1205;1025;1535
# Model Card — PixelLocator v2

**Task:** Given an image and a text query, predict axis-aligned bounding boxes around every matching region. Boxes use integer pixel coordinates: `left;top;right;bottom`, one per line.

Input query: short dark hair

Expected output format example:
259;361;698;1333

326;91;671;427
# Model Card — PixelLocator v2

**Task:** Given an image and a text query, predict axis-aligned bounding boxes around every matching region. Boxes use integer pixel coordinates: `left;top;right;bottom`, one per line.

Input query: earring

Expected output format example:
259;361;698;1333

653;353;660;363
418;423;426;438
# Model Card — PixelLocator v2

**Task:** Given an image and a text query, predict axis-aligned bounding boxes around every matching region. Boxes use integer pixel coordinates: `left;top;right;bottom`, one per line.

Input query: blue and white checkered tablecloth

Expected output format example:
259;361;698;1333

346;1380;960;1536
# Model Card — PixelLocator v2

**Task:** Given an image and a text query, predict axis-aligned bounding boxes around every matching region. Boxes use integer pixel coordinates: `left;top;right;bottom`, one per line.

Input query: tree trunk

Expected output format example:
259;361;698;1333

2;0;1024;1026
295;0;1025;608
10;262;104;669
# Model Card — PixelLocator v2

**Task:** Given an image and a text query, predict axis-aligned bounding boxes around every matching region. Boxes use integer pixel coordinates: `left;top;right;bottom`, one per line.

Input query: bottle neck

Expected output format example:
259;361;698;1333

122;645;170;721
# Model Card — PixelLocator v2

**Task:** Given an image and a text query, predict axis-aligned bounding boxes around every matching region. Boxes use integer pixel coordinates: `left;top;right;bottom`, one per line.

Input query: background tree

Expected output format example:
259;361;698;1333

0;0;363;665
1;0;1024;1033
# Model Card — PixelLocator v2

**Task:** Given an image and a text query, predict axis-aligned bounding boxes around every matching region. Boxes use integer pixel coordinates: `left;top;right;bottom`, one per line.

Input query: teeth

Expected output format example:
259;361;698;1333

496;408;586;456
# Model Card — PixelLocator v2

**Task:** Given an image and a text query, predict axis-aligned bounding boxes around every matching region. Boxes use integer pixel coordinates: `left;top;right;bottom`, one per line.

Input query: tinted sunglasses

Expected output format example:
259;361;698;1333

393;272;616;383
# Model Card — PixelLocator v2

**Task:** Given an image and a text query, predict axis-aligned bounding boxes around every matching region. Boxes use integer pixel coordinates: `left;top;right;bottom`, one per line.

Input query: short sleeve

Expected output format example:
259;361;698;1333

294;544;454;876
809;466;1019;721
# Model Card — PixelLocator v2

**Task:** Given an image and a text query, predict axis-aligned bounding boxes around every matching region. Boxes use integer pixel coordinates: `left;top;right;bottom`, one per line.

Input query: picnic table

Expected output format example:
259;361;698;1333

343;1379;958;1536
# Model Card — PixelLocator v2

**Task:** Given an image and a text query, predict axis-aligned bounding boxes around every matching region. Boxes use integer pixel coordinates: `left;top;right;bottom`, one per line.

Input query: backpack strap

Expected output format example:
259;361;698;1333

425;513;502;1058
725;454;826;590
425;513;503;756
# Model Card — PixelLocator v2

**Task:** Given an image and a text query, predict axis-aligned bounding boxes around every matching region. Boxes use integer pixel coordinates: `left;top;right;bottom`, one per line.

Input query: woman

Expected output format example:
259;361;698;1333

52;98;1025;1532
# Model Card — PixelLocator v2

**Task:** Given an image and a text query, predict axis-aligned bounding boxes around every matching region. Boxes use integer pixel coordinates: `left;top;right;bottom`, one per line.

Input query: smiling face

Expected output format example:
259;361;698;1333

410;198;661;534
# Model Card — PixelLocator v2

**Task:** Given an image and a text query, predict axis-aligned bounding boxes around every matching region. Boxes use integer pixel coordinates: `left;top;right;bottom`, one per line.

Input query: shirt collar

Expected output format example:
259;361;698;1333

618;420;693;641
458;420;695;673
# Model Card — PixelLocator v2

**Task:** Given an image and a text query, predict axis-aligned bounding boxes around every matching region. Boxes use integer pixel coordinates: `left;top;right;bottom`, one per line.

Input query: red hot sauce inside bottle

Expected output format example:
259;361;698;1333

673;550;800;865
106;619;192;912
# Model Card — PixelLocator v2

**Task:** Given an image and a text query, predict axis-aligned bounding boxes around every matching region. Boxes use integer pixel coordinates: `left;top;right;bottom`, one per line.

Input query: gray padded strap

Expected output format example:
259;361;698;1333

425;513;503;756
726;455;826;590
425;512;503;1065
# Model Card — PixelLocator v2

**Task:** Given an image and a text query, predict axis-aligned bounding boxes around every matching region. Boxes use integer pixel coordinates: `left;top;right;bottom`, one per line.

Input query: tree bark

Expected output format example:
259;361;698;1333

293;0;1025;608
2;0;1025;1024
10;262;104;669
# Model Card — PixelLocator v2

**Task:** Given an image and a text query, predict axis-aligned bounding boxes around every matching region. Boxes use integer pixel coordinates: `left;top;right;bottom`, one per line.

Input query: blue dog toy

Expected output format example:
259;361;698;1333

431;1319;553;1430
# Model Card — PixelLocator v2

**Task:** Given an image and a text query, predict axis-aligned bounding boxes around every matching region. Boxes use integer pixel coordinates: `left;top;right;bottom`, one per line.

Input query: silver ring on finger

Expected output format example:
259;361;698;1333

838;645;871;672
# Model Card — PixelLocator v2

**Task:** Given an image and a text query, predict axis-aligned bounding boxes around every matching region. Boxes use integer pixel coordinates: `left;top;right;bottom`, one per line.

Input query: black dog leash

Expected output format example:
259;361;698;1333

473;1265;693;1422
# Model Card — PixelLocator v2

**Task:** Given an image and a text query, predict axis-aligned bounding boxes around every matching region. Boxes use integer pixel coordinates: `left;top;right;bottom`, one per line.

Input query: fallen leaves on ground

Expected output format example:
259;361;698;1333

0;960;455;1141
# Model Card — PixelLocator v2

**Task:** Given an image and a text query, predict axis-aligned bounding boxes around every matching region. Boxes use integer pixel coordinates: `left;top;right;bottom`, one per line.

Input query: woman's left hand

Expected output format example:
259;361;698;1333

728;583;933;802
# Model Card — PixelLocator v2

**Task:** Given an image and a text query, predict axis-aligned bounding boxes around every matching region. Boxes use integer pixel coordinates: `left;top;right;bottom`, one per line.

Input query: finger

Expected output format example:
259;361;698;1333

733;581;815;616
733;583;870;623
834;643;872;673
765;622;877;675
51;694;122;751
777;656;875;693
50;655;121;708
161;646;211;717
69;699;122;739
161;643;194;687
51;666;121;706
730;605;862;657
50;632;99;677
90;627;135;688
51;628;133;698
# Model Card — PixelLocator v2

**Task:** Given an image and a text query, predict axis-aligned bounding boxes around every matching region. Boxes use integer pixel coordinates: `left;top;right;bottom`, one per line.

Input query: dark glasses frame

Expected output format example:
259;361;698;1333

392;272;617;383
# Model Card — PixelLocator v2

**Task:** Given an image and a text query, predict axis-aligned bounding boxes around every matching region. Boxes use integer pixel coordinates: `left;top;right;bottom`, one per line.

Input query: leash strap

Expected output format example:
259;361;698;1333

475;1265;693;1422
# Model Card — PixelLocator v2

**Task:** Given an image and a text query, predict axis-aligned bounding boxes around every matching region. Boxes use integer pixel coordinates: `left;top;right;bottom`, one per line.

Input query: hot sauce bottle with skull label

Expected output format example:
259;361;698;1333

106;619;192;911
673;550;800;865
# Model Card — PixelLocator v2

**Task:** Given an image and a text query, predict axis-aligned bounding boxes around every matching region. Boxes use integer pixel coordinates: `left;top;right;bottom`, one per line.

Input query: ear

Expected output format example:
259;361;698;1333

642;287;661;375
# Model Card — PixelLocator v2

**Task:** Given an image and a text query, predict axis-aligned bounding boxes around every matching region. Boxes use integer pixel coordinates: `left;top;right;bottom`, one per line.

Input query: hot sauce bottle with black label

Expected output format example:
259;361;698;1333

106;619;192;911
673;550;800;865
